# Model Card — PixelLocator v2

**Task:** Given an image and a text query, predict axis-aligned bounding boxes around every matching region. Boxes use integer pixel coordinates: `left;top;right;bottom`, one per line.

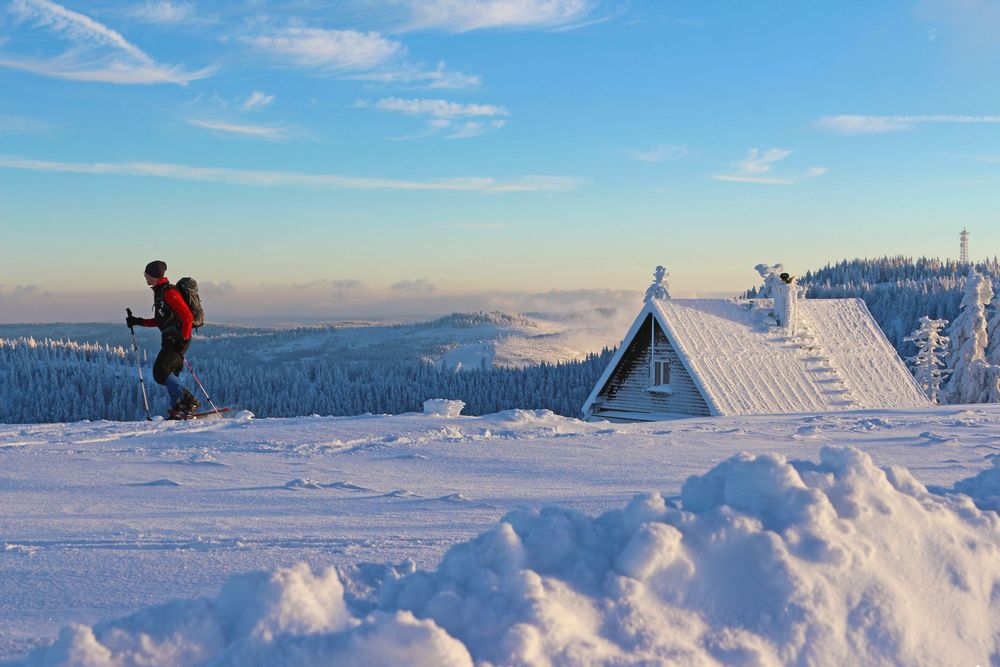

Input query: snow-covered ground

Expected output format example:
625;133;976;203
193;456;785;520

2;406;1000;665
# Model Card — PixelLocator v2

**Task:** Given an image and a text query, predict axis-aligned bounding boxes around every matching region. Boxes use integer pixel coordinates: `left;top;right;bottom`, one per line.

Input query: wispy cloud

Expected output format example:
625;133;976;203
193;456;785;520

368;96;508;138
815;114;1000;135
240;91;275;111
397;0;599;32
346;61;480;89
238;23;478;89
374;97;507;118
331;279;364;290
390;278;435;293
239;26;403;71
0;156;582;193
186;118;295;140
1;0;210;85
629;144;689;163
127;1;196;25
0;113;52;133
712;148;827;185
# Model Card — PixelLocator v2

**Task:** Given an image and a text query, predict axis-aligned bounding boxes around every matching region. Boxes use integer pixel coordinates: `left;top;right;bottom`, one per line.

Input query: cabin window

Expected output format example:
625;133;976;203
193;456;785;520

652;360;670;385
648;358;672;393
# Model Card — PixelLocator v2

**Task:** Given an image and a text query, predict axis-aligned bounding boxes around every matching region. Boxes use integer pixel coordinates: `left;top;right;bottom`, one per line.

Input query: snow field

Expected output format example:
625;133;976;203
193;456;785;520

3;407;1000;665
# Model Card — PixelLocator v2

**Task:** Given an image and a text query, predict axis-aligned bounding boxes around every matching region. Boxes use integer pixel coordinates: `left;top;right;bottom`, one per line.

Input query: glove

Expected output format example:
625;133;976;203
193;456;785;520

165;335;190;355
126;315;142;328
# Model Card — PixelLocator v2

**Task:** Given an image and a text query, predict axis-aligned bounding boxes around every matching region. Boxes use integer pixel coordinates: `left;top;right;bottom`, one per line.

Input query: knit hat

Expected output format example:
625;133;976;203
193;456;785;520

144;260;167;279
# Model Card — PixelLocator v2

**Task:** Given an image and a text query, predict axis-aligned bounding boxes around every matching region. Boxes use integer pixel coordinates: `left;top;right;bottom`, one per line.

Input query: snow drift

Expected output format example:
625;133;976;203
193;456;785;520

17;446;1000;666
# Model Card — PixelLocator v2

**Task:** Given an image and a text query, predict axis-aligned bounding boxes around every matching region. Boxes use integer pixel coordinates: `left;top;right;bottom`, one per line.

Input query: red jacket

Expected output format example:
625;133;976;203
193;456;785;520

139;277;194;339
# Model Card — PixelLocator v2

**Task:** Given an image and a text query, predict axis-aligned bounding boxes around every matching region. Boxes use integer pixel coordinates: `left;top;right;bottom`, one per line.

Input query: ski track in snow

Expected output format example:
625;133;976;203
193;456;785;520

2;406;1000;661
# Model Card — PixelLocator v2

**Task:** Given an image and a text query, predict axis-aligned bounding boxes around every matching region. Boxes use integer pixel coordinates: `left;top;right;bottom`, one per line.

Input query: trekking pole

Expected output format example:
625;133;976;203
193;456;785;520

126;308;152;421
183;357;222;418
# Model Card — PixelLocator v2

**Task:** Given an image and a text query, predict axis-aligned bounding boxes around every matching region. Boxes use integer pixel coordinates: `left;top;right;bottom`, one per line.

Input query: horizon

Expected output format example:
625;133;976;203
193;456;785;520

2;0;1000;322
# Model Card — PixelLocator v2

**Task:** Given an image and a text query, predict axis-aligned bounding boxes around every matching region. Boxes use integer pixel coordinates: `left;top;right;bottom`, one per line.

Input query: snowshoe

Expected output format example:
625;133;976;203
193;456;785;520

167;390;200;420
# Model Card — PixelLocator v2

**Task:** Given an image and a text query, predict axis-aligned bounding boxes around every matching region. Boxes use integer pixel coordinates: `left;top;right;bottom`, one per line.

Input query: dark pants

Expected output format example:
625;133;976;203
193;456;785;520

152;338;190;405
152;346;184;385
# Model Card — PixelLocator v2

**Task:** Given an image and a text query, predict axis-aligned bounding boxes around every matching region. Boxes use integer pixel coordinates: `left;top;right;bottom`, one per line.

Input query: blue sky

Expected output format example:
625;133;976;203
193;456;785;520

1;0;999;322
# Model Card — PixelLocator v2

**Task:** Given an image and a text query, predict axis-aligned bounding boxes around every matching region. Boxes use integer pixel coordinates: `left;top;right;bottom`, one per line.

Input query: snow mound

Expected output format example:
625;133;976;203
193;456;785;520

423;399;465;418
128;479;182;487
932;456;1000;513
326;481;374;492
19;563;471;667
17;447;1000;666
380;446;1000;666
285;478;323;490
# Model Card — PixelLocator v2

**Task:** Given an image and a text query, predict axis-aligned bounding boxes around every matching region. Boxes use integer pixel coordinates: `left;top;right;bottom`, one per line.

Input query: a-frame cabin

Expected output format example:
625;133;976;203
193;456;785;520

582;266;928;422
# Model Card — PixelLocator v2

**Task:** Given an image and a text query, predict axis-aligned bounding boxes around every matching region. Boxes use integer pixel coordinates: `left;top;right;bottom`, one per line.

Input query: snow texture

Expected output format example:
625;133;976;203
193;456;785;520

13;444;1000;666
423;399;466;418
647;298;928;415
6;407;1000;665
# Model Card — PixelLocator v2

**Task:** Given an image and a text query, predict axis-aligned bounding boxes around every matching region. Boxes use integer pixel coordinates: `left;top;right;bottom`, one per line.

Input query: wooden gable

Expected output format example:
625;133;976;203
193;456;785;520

589;314;711;421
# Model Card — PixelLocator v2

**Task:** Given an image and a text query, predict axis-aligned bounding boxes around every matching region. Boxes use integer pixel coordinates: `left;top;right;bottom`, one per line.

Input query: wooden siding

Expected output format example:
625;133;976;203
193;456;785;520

592;314;711;419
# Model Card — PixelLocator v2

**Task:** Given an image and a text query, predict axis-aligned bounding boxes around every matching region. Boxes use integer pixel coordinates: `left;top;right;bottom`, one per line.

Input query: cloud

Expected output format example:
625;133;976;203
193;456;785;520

390;279;435;293
0;155;582;193
371;96;507;138
0;283;50;305
0;113;52;133
711;148;827;186
374;97;507;118
331;280;364;290
815;114;1000;135
186;118;295;140
346;61;480;89
238;23;478;89
397;0;599;32
239;26;403;71
629;144;689;163
1;0;211;84
199;280;235;296
240;91;275;111
127;1;196;25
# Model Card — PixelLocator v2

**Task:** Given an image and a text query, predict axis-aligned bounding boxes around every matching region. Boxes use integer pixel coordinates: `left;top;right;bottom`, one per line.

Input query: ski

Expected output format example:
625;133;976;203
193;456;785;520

167;407;232;421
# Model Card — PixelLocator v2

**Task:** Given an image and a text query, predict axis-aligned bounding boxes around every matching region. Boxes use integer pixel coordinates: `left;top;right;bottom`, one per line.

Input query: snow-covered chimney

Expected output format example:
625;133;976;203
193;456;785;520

773;272;798;335
756;263;799;334
644;265;671;303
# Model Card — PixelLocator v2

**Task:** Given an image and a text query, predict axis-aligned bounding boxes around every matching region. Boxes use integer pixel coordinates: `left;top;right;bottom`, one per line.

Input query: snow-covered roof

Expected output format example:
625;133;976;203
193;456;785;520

586;298;928;417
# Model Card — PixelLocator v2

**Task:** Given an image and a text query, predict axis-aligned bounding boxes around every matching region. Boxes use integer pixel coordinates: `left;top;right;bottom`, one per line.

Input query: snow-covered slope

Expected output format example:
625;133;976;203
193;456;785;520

3;407;1000;664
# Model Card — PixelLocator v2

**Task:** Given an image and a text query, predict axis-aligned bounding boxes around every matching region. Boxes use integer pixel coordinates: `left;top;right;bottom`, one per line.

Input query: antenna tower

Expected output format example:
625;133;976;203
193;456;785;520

960;228;970;264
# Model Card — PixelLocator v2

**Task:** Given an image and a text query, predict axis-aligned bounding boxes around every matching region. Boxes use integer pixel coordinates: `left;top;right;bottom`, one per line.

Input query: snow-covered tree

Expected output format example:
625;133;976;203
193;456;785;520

754;263;785;298
986;294;1000;365
903;316;949;403
942;270;995;404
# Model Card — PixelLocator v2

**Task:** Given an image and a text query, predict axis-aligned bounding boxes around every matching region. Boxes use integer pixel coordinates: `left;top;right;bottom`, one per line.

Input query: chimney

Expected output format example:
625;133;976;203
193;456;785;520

773;272;798;334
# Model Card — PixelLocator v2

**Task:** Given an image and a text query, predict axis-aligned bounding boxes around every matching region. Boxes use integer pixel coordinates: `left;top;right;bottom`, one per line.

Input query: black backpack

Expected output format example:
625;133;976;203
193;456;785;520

175;277;205;329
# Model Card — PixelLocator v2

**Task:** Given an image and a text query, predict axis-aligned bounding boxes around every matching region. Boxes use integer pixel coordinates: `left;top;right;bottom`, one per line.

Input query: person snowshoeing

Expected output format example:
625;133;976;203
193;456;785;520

125;260;200;419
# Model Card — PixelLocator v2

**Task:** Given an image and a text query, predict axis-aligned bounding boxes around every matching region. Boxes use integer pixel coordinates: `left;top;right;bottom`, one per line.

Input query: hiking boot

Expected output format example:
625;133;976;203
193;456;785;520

179;389;200;412
169;390;200;418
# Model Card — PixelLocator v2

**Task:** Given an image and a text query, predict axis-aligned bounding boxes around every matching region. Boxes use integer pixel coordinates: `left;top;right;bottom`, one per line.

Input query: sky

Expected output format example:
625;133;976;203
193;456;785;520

1;0;1000;323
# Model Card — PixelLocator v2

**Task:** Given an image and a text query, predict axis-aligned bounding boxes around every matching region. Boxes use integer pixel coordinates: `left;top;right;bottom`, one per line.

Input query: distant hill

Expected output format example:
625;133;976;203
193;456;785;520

0;311;622;423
